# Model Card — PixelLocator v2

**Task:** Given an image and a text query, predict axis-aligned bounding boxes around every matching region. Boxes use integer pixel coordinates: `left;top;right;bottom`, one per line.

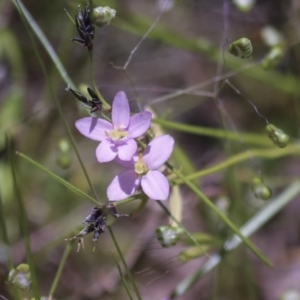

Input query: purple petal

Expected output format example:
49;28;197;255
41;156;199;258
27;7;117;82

141;170;170;200
96;140;117;162
112;91;130;129
107;170;141;201
143;135;174;170
117;139;137;161
75;117;112;141
127;111;152;138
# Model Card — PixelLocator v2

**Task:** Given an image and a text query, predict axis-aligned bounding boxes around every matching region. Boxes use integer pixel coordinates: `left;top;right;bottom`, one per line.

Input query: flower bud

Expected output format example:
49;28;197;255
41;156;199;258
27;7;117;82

6;263;31;290
228;37;253;59
56;138;72;169
251;177;272;200
266;124;290;148
156;226;183;248
261;26;284;48
233;0;256;13
93;6;116;28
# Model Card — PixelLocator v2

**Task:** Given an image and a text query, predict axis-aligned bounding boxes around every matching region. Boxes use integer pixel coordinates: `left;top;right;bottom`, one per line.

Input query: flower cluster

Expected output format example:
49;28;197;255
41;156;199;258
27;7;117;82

75;91;174;201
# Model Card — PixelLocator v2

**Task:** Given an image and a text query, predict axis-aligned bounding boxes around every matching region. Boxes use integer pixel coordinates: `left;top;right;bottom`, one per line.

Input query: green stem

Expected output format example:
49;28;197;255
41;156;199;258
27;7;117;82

12;0;99;202
0;193;13;270
166;162;272;267
7;135;41;300
111;251;134;300
10;0;76;89
175;145;300;184
88;51;110;110
108;227;142;300
0;192;21;300
170;181;300;298
16;152;99;205
153;118;270;146
48;243;73;297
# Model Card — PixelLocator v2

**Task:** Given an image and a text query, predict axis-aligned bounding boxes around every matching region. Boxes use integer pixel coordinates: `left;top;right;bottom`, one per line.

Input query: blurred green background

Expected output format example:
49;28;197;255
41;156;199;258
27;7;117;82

1;0;300;299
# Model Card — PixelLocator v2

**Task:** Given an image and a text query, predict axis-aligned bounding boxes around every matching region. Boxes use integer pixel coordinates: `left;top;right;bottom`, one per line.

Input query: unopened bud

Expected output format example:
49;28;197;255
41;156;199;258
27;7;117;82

156;226;183;248
93;6;116;28
251;177;272;200
266;124;290;148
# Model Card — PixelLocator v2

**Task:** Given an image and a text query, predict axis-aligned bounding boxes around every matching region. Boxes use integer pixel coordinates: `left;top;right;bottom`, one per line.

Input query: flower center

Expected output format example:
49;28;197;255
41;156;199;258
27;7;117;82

106;128;128;141
134;154;148;175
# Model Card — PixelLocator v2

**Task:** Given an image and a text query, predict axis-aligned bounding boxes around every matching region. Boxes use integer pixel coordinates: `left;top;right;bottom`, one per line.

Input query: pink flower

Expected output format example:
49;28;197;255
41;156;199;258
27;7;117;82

75;91;152;162
107;135;174;201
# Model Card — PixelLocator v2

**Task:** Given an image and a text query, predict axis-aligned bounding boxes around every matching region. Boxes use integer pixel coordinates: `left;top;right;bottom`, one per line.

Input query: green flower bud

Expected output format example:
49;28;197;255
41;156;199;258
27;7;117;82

58;139;70;153
56;138;72;169
93;6;116;28
56;154;72;169
228;37;253;59
251;177;272;200
6;264;31;290
262;46;284;70
156;226;183;248
266;124;290;148
15;263;29;272
233;0;256;13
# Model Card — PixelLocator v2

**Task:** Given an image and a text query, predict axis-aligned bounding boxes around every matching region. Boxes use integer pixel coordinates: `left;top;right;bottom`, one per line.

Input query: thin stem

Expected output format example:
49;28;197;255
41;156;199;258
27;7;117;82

7;135;41;300
88;51;110;109
166;162;273;267
108;227;142;300
153;118;270;146
111;251;134;300
0;192;21;300
48;243;73;297
0;193;14;270
170;181;300;298
174;145;300;184
12;0;100;201
10;0;76;89
16;152;100;205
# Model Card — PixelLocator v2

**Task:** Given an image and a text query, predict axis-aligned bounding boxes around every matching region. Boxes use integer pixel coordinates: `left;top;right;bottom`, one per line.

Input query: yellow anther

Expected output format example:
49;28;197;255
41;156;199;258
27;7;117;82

107;128;128;141
134;154;148;175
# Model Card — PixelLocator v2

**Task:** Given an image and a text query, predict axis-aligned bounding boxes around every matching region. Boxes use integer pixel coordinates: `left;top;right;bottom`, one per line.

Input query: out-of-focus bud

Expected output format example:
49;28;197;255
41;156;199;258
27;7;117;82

261;26;284;48
262;46;284;70
156;226;183;248
266;124;290;148
251;177;272;200
228;37;253;59
6;263;31;290
56;139;72;169
93;6;116;28
233;0;256;13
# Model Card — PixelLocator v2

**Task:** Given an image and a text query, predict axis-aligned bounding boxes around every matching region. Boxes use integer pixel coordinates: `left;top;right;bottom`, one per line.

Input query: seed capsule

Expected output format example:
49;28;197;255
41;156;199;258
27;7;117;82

56;139;72;169
6;264;31;290
251;177;272;200
156;226;183;248
266;124;290;148
228;37;253;59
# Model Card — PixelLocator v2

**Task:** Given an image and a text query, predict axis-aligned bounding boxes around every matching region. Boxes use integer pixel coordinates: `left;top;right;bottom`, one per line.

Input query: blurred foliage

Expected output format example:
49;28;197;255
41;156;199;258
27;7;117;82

1;0;300;299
